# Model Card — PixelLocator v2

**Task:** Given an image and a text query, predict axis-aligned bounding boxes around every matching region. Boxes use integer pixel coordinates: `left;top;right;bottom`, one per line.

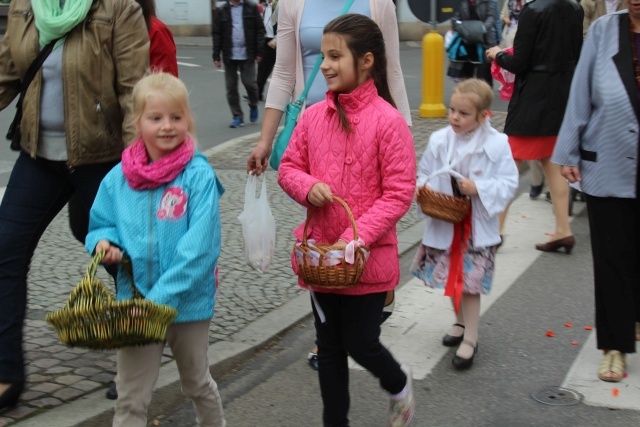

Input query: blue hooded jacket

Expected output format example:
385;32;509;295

86;152;225;323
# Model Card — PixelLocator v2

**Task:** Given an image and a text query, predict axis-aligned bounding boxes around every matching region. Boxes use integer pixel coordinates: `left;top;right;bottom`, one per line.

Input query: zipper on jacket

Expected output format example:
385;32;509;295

147;192;154;292
10;10;32;21
86;17;113;25
95;99;116;136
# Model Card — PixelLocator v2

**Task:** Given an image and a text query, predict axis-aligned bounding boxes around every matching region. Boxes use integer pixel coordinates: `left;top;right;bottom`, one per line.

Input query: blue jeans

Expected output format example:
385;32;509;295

0;152;117;383
312;291;407;427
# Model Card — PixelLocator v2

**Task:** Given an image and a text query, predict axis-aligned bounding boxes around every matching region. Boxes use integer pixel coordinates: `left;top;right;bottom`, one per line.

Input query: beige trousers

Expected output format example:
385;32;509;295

112;320;225;427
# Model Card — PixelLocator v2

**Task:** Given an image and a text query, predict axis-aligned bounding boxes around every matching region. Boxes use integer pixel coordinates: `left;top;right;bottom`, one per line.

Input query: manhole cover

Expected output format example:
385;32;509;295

531;386;582;406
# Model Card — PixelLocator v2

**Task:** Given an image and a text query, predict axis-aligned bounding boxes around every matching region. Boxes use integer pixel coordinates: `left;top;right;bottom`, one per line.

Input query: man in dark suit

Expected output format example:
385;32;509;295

212;0;266;128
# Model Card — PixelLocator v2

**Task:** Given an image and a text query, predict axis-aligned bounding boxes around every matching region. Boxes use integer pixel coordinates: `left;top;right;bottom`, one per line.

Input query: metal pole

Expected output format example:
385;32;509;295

431;0;437;31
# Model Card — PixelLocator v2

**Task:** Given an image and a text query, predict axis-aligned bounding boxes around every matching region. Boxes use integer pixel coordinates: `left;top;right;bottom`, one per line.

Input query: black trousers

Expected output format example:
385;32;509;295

224;59;258;118
312;291;406;427
448;61;493;87
257;38;276;99
0;154;116;381
586;195;640;353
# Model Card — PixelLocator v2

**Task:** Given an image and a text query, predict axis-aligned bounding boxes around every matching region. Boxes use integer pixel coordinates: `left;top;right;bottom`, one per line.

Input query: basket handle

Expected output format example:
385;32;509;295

302;195;358;245
88;250;142;299
424;168;464;183
86;250;106;282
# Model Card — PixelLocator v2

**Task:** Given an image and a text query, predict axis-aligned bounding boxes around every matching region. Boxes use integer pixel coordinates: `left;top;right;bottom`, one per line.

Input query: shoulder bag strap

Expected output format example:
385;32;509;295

14;38;61;112
295;0;357;104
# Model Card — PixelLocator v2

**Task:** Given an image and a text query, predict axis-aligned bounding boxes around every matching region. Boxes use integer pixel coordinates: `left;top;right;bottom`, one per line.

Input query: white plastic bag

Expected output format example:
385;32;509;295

237;174;276;272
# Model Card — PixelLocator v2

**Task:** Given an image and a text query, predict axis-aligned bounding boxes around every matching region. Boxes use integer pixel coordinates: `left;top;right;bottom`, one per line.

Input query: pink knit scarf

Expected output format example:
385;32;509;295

122;137;195;190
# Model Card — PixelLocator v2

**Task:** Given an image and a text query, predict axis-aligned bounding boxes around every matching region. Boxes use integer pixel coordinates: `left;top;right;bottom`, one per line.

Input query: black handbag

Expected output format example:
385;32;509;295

453;20;486;46
7;38;60;151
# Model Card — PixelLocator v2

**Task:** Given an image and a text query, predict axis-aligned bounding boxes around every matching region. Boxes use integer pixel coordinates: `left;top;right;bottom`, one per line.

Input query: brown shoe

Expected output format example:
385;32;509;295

535;235;575;254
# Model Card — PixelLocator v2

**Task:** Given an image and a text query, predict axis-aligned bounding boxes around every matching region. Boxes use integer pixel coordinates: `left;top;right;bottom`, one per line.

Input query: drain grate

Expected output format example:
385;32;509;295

531;386;583;406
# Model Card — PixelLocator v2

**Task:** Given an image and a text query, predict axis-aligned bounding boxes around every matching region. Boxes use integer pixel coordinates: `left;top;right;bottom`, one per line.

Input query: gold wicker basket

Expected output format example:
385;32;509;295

417;181;470;224
294;196;369;290
46;251;178;350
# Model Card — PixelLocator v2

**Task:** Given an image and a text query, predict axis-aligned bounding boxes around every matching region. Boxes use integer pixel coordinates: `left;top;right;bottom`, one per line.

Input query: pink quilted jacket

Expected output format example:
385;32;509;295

278;79;416;295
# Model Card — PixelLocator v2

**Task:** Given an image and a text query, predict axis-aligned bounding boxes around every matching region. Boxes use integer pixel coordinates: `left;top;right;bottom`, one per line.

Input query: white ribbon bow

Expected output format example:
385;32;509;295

427;121;489;183
345;238;365;264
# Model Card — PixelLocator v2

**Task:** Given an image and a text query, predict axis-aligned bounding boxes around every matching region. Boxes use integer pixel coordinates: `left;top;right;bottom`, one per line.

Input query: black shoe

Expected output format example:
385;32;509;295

105;381;118;400
452;340;478;370
307;352;319;370
0;382;24;411
442;323;465;347
529;183;544;199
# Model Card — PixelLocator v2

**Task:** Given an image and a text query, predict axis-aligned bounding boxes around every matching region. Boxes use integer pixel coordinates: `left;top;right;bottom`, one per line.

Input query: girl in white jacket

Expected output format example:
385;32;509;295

411;79;518;370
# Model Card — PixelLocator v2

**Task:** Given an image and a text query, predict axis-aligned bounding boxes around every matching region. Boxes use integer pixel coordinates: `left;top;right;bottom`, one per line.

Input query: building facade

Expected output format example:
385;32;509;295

157;0;429;40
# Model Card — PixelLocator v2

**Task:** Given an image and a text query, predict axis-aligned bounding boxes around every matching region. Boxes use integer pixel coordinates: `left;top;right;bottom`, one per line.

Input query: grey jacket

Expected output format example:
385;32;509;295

553;12;639;198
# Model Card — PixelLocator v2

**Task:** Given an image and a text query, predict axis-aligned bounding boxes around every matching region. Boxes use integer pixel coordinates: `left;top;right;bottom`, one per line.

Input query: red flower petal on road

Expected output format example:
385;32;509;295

612;388;620;397
585;325;593;331
546;330;555;337
571;340;579;345
565;322;573;328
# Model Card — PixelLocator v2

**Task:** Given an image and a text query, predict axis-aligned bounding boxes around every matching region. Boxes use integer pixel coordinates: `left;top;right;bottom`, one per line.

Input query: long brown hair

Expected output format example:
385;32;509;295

323;14;396;133
134;0;157;30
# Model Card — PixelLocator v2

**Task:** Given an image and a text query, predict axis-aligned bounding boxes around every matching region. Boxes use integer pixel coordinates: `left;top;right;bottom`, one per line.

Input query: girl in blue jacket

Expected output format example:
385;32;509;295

85;73;226;427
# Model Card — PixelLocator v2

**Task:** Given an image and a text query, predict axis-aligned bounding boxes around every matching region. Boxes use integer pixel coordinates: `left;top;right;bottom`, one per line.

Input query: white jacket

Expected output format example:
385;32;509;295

417;123;518;249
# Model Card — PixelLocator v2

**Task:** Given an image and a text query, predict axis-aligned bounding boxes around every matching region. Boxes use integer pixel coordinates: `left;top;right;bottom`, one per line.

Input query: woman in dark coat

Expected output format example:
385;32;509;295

486;0;583;252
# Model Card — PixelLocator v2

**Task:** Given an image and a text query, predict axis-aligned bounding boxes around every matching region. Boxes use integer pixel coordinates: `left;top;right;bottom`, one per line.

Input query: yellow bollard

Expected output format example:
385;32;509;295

419;30;447;118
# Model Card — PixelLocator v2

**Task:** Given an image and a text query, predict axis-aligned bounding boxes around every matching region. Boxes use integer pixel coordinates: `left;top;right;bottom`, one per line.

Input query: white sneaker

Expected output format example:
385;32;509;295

389;365;414;426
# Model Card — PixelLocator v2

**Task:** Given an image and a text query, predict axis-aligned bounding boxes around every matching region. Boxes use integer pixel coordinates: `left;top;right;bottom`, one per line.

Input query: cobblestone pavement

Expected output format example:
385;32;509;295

0;111;507;425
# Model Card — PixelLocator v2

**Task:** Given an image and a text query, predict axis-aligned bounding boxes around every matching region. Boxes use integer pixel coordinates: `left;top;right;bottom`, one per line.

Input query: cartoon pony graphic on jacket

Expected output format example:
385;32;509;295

157;187;188;221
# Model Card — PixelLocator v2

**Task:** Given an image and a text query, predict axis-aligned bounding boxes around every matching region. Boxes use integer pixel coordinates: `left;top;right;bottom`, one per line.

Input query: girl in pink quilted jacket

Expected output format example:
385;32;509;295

277;14;416;427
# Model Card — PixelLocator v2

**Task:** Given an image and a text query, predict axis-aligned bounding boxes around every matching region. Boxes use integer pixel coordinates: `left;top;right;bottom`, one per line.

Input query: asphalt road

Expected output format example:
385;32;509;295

149;203;640;427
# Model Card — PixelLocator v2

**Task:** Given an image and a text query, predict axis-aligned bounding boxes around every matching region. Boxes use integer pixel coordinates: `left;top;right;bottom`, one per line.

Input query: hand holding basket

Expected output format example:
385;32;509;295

417;175;470;224
46;251;178;350
294;196;369;290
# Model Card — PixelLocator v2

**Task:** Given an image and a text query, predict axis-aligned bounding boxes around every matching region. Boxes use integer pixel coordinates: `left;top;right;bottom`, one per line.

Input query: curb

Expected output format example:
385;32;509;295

18;133;423;427
28;224;423;427
202;130;262;159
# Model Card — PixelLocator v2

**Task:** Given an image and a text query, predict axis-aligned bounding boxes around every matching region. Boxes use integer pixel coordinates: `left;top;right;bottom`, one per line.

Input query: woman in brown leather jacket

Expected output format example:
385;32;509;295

0;0;148;410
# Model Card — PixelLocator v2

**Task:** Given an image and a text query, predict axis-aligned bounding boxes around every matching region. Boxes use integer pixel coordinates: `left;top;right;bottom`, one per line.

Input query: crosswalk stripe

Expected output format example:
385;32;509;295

177;61;200;68
563;331;639;409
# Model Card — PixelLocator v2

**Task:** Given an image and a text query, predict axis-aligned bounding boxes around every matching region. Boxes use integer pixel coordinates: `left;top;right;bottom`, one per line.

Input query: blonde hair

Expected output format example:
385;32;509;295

452;79;493;113
131;72;195;136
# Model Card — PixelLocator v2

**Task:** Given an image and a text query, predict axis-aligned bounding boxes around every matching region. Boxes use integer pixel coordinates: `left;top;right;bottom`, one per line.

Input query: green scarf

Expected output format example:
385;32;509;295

31;0;93;48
